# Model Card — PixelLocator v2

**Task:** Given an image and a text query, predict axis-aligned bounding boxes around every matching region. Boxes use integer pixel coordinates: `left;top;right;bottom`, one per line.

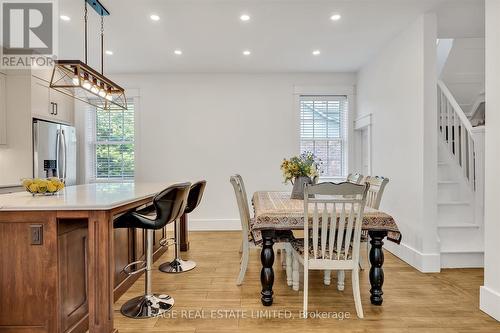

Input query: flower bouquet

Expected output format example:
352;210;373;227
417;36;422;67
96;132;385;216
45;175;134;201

281;152;321;199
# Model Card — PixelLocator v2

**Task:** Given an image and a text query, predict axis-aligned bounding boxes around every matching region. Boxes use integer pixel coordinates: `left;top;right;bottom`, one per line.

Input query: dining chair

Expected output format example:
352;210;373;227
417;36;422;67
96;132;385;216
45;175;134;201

359;176;390;269
346;173;364;184
230;175;293;286
291;182;369;318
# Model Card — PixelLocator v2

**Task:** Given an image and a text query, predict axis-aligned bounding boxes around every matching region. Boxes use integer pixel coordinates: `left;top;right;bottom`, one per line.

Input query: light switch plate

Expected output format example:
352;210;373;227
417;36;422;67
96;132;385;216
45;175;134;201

30;224;43;245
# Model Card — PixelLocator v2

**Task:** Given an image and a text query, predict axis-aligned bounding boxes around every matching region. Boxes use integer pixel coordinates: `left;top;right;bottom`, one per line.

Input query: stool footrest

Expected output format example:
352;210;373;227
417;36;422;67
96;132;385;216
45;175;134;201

159;237;176;248
123;260;147;275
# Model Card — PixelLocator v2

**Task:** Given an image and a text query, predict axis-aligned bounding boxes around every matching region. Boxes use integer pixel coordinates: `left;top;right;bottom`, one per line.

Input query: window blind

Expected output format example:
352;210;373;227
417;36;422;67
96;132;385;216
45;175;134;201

300;95;348;177
87;100;135;181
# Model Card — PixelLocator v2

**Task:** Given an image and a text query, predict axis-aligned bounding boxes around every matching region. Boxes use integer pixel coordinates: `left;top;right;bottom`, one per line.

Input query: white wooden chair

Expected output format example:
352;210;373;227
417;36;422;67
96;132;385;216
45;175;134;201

291;182;369;318
230;175;293;286
359;176;389;269
346;173;364;184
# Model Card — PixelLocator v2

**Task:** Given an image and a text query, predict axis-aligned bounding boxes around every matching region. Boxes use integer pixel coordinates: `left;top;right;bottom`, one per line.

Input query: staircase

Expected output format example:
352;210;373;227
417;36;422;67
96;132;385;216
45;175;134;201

437;80;485;268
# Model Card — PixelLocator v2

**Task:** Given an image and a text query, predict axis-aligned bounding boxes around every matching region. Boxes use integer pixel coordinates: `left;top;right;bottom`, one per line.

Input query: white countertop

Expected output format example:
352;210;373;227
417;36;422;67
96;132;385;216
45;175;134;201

0;182;176;211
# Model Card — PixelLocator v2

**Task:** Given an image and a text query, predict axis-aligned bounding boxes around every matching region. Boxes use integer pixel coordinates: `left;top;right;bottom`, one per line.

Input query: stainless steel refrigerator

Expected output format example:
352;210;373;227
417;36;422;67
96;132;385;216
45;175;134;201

33;119;77;185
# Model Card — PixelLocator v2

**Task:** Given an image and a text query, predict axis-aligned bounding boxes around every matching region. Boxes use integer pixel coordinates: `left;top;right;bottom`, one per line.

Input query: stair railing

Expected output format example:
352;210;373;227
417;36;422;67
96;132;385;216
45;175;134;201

437;80;477;190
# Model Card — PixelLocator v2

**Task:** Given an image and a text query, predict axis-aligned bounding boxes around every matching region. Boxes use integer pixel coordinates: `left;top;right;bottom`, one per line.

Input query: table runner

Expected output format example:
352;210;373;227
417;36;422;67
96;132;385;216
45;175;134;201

251;191;402;244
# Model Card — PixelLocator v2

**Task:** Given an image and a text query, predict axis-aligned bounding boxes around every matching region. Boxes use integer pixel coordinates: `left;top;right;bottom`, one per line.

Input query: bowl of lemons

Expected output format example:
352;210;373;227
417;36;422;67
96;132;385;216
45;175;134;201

22;178;65;196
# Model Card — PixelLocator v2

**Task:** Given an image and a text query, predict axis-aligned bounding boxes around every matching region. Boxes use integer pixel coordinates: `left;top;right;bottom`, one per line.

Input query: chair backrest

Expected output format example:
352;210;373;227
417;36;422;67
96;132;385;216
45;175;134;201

230;175;251;239
364;176;389;209
303;182;369;265
184;180;207;214
153;182;191;228
346;173;364;184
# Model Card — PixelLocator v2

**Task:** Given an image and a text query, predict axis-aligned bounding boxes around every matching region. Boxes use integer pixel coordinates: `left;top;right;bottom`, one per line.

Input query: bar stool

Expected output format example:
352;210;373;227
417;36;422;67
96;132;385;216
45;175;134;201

159;180;207;273
114;182;191;318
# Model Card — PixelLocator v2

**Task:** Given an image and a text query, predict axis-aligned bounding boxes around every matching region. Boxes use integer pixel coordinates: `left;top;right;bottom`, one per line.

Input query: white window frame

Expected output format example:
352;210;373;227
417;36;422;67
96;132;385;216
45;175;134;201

294;85;355;182
86;96;139;183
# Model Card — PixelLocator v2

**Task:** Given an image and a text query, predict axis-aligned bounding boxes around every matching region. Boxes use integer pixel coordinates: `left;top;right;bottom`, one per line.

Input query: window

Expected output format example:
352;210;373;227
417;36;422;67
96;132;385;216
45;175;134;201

87;100;135;181
300;95;348;178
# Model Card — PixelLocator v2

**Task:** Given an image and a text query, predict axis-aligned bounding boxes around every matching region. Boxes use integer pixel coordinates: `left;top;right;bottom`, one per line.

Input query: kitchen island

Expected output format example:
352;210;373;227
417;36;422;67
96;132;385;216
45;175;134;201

0;182;188;333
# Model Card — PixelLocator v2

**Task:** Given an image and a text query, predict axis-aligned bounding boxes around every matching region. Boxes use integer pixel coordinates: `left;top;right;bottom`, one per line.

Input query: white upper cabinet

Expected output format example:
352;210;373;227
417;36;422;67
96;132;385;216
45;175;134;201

0;73;6;144
30;73;75;125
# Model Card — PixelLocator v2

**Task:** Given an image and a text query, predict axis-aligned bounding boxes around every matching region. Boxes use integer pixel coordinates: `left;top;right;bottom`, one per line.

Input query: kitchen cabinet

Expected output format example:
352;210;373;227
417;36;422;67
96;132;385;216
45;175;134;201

31;76;74;125
0;73;6;144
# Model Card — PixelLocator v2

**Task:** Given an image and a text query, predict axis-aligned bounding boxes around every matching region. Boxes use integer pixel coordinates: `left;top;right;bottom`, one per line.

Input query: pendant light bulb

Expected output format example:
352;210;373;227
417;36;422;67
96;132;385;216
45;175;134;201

82;74;91;90
90;79;99;94
98;83;107;97
72;76;80;86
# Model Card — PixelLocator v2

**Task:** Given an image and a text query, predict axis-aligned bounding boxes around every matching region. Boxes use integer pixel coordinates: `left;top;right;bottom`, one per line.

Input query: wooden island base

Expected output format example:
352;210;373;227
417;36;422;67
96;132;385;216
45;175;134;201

0;192;188;333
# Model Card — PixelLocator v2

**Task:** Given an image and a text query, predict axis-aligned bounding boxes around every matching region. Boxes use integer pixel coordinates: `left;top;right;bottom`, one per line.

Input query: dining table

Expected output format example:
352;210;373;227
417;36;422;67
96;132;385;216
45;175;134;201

251;191;402;307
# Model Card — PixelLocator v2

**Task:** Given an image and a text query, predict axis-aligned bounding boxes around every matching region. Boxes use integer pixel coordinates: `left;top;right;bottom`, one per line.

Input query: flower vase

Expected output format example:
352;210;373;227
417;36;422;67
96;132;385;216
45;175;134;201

291;176;312;200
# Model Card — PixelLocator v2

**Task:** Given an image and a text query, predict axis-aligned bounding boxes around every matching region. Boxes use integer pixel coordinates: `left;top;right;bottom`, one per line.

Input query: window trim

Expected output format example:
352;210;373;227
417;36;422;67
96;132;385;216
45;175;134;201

86;98;137;182
293;85;355;180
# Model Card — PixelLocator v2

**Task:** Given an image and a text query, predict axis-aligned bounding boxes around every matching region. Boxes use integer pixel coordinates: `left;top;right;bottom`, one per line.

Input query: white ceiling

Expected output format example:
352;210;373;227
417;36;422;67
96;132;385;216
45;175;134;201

58;0;484;74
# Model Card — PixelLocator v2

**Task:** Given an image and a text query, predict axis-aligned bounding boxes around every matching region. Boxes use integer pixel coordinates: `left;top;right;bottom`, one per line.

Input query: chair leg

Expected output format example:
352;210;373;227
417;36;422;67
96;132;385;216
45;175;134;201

352;268;364;318
239;240;243;254
281;247;286;269
303;266;309;319
286;244;292;286
236;242;249;286
292;255;300;291
323;270;331;286
337;270;345;291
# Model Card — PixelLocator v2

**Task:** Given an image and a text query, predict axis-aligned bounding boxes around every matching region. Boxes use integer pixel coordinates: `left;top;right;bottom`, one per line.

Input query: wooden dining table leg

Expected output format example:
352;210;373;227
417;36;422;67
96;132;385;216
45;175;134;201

260;230;275;306
88;211;117;333
368;230;387;306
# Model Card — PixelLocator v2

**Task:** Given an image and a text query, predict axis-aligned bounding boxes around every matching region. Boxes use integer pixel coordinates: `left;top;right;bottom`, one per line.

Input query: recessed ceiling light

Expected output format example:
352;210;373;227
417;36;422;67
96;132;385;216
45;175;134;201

330;13;341;21
243;50;251;56
105;50;113;55
174;49;182;55
60;15;71;21
150;14;160;21
240;14;250;21
312;50;321;56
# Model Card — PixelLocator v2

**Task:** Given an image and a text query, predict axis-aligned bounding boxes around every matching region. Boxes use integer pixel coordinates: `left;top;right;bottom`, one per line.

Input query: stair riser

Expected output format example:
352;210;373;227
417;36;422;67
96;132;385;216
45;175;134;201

440;252;483;268
438;183;461;201
438;227;484;252
438;204;473;225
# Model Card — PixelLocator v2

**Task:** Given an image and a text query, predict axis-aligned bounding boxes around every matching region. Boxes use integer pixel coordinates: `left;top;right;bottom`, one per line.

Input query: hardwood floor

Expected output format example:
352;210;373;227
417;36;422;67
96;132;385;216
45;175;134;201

114;231;500;332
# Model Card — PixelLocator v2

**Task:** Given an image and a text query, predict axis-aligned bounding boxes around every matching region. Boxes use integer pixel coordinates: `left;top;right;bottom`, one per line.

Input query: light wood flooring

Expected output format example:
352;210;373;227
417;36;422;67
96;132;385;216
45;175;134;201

114;231;500;333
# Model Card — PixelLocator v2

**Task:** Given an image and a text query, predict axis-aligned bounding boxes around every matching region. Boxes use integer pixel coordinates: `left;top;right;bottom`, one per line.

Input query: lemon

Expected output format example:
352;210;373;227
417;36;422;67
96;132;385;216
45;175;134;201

22;179;33;189
28;183;39;193
47;182;57;192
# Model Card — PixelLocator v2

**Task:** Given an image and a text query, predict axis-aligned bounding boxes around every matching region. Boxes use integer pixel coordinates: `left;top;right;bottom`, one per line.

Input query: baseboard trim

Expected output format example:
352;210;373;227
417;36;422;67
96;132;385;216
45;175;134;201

384;241;441;273
188;219;241;231
480;286;500;321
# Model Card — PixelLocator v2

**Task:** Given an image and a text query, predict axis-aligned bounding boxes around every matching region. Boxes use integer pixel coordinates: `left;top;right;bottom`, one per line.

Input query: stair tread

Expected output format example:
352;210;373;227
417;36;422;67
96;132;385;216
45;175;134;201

438;223;480;228
440;249;484;254
438;201;470;205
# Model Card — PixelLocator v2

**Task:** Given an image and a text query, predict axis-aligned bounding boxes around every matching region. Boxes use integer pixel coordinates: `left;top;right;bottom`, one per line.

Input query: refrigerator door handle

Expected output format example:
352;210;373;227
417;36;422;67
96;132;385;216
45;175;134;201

55;129;61;179
61;129;67;182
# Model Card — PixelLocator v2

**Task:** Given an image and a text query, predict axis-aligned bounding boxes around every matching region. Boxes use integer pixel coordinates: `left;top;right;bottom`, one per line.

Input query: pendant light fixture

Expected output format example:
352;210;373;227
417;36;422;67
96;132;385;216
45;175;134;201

50;0;127;110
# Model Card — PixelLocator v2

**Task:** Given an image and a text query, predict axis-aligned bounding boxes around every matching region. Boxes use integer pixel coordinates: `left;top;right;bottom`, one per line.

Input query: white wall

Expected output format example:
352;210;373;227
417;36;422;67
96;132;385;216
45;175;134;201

356;14;440;272
105;73;356;229
480;0;500;322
